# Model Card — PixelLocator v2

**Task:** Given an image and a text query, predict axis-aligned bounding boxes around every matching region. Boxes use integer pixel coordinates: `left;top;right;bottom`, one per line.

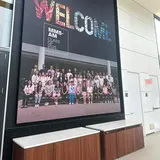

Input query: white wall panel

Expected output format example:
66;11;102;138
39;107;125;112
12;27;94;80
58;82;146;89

120;48;160;75
121;70;128;91
118;9;156;42
119;28;158;58
144;112;155;134
117;0;154;27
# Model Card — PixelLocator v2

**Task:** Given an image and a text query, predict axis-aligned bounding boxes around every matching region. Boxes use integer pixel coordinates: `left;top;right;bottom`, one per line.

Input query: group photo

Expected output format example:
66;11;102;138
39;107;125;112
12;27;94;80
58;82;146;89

16;46;121;123
16;0;122;124
19;61;119;108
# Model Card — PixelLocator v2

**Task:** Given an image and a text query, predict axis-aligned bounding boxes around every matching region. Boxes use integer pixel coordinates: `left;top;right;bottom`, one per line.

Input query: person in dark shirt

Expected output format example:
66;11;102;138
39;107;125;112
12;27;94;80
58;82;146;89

82;81;87;104
91;70;95;77
62;81;68;103
98;86;103;102
82;70;86;79
107;85;113;103
40;64;47;74
73;68;77;78
30;64;39;78
58;73;64;85
93;83;98;103
61;68;66;81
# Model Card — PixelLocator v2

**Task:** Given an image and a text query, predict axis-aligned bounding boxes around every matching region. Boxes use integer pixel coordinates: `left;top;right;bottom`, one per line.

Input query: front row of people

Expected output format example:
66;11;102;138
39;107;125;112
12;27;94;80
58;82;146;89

22;80;115;108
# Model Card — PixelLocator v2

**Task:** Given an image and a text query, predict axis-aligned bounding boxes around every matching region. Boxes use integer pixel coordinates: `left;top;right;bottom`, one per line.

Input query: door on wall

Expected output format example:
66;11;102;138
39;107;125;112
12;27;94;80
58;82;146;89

126;72;143;123
0;50;8;152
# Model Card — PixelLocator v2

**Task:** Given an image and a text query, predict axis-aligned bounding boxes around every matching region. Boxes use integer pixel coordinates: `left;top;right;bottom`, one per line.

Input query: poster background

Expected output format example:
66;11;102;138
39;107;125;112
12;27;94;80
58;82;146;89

22;0;118;61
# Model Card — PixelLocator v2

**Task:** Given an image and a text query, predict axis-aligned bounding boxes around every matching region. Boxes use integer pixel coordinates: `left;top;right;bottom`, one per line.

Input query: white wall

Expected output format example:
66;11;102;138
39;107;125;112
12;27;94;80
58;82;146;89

118;0;160;134
0;1;13;48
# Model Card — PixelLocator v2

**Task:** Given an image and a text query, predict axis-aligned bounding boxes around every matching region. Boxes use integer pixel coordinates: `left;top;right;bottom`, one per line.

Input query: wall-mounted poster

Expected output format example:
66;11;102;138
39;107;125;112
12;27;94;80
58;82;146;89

17;0;121;123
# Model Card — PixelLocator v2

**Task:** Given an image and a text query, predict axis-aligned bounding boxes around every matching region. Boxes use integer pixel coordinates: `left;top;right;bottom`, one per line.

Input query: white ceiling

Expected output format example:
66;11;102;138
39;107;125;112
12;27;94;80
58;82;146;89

134;0;160;17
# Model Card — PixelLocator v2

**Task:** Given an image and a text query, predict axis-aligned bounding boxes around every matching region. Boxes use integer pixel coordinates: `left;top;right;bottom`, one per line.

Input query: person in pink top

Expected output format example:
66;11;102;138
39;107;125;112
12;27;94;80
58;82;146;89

48;65;55;77
103;84;108;103
22;80;34;108
39;72;46;87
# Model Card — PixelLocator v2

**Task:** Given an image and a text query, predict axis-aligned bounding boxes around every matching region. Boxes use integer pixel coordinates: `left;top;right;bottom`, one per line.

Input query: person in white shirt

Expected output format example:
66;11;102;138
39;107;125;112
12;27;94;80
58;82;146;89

56;68;60;78
32;71;39;86
99;74;104;88
67;69;73;81
87;83;93;104
39;72;46;87
78;74;83;86
74;74;78;87
94;75;100;88
107;75;114;87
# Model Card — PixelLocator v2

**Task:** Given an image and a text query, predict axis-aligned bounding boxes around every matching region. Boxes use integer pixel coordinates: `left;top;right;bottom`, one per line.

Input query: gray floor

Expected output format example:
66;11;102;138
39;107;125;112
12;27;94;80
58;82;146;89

118;133;160;160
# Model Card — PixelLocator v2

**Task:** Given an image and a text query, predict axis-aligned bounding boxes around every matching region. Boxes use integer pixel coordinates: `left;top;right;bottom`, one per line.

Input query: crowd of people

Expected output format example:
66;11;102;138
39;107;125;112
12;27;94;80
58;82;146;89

21;64;118;108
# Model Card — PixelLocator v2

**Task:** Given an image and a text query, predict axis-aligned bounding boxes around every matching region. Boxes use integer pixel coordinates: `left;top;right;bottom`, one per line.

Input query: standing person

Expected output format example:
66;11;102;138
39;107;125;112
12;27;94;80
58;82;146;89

64;74;68;83
93;83;98;103
45;72;49;83
98;86;103;103
48;65;55;77
76;84;82;104
74;74;78;87
61;68;66;81
67;69;73;81
82;81;87;104
78;74;83;86
107;75;114;87
30;64;39;78
35;81;44;107
58;73;63;86
103;72;106;79
40;64;47;74
82;70;86;78
69;74;74;86
53;81;61;105
44;80;53;106
91;70;95;77
32;71;39;86
53;72;58;85
99;74;104;88
22;80;34;108
112;85;117;103
94;75;100;88
39;72;46;87
87;70;91;78
103;84;108;103
86;75;91;87
56;68;60;79
68;80;76;105
73;68;77;77
62;81;68;103
107;84;113;103
104;76;108;86
87;83;93;104
45;72;53;84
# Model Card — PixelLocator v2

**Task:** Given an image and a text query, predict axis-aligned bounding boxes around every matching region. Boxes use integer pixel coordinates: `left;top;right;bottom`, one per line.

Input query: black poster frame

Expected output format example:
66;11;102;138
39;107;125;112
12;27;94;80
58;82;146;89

3;0;125;159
